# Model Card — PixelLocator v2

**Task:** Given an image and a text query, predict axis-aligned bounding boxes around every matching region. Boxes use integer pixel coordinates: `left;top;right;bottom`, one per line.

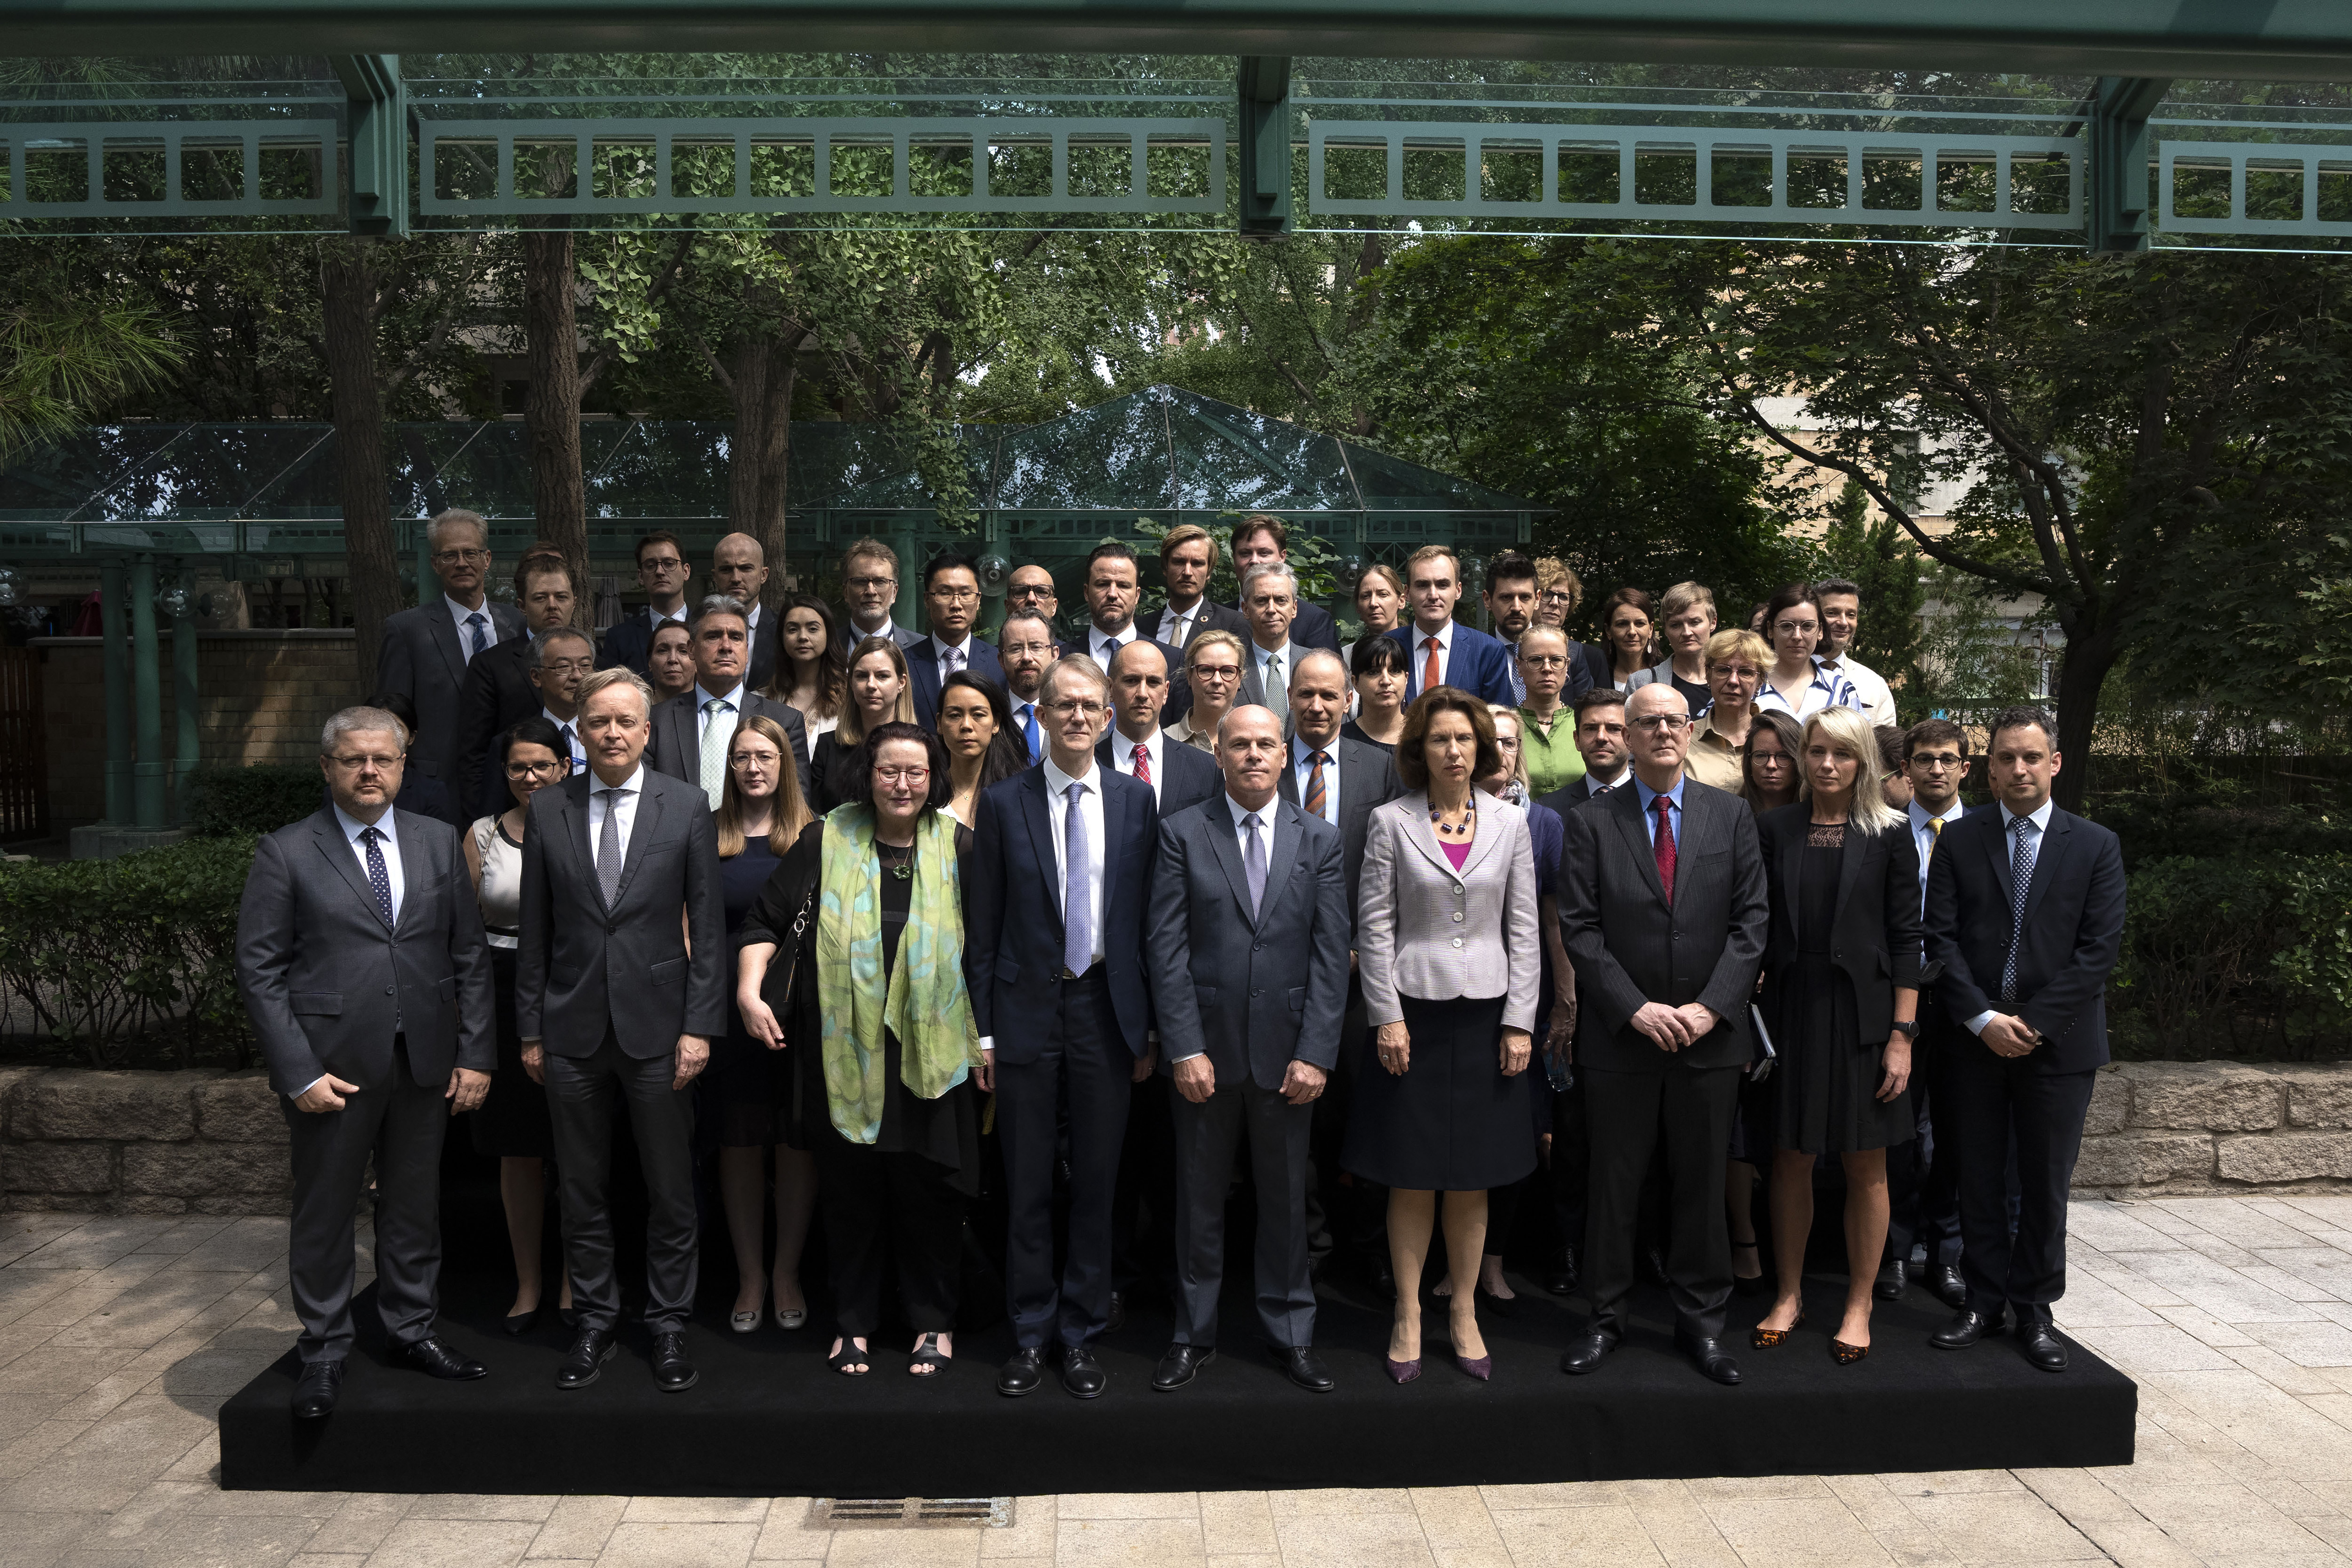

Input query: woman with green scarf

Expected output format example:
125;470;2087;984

736;721;985;1379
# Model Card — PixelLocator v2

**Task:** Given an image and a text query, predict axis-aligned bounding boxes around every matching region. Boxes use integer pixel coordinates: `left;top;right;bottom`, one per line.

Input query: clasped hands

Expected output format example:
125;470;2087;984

1631;1000;1717;1052
1980;1013;2041;1059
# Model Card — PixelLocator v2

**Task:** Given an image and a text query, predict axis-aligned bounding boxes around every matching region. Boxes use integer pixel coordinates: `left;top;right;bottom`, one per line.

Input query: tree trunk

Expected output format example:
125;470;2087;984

2048;613;2120;814
727;331;805;610
522;219;588;623
320;242;401;682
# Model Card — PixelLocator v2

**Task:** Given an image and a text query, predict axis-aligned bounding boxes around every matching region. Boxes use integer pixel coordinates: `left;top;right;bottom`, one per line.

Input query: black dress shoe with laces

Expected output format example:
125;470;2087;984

556;1327;617;1390
396;1337;487;1381
1060;1343;1108;1399
1930;1308;2004;1350
290;1359;343;1419
1545;1247;1580;1296
1152;1343;1214;1391
997;1345;1048;1397
1873;1257;1908;1302
1271;1345;1334;1393
1559;1332;1614;1376
1676;1332;1743;1386
2018;1321;2069;1373
651;1332;698;1392
1928;1264;1969;1310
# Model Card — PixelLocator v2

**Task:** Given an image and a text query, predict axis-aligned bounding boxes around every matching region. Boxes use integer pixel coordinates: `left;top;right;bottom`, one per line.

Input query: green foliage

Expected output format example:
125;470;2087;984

0;285;185;461
1128;515;1344;612
0;837;256;1068
1909;564;2048;717
2112;855;2352;1060
185;764;322;839
1815;480;1926;714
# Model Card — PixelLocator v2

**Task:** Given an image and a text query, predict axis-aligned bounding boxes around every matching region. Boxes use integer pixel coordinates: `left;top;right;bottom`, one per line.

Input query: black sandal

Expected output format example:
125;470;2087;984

909;1334;951;1377
829;1338;870;1376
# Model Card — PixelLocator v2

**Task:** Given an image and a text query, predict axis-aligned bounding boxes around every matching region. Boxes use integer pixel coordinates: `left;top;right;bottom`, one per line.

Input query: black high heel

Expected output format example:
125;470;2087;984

503;1306;539;1336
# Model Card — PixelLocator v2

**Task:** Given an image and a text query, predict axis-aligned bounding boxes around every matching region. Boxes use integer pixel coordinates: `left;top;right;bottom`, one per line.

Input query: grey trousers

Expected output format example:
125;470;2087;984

1171;1073;1317;1350
544;1034;699;1334
283;1046;447;1365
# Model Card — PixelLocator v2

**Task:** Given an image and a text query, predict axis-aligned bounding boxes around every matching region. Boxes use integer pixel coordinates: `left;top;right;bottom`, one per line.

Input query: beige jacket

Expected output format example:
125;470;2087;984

1357;792;1541;1032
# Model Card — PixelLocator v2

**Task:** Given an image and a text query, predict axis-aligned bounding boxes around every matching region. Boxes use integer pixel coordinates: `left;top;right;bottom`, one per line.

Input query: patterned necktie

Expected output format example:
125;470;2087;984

596;786;632;909
464;610;488;660
1131;742;1152;785
358;826;395;929
1304;750;1328;820
2000;815;2038;1004
1062;780;1093;977
944;644;965;677
1592;780;1613;796
1020;703;1041;762
1422;635;1443;695
1653;793;1677;906
1263;651;1287;723
1508;650;1526;705
1242;811;1267;918
699;698;733;809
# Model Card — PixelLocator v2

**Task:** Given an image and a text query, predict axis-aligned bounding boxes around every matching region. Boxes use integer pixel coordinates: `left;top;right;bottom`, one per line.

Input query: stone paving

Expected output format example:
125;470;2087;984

2;1197;2352;1565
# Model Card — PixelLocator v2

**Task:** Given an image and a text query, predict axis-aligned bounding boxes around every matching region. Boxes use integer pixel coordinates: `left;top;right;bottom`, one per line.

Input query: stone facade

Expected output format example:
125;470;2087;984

0;1066;289;1215
2075;1062;2352;1195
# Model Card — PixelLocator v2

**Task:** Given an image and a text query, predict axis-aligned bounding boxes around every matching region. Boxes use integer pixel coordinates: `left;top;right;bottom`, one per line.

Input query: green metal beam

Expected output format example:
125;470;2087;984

2086;75;2168;252
4;1;2352;78
1237;55;1292;237
329;53;408;238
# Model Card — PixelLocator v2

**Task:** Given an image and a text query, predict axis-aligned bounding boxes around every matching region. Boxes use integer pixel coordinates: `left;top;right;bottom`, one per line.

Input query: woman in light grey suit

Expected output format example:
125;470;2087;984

1346;687;1540;1384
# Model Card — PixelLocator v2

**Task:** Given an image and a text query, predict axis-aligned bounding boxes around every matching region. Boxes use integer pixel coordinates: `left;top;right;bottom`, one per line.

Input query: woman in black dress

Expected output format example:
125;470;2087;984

735;722;982;1378
1724;705;1806;1294
1749;706;1922;1363
707;714;817;1333
806;635;914;813
1343;632;1410;753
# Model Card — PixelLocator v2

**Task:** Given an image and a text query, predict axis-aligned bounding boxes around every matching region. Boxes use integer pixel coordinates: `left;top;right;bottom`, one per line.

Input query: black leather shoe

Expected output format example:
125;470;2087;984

651;1332;698;1392
2019;1322;2069;1373
1545;1247;1580;1296
998;1345;1048;1397
1929;1264;1969;1310
1272;1344;1334;1393
1559;1332;1614;1376
1105;1291;1127;1334
556;1327;617;1390
1931;1308;2004;1350
1061;1343;1108;1399
396;1336;487;1381
1677;1332;1742;1386
1152;1343;1214;1391
290;1359;342;1419
1873;1257;1908;1302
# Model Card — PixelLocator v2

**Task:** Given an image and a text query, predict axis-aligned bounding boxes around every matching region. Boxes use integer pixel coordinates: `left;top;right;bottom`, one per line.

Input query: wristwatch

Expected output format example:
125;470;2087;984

1889;1019;1920;1039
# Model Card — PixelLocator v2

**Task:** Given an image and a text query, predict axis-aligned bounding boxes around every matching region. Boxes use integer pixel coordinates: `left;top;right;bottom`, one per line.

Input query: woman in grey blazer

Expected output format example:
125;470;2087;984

1346;688;1540;1384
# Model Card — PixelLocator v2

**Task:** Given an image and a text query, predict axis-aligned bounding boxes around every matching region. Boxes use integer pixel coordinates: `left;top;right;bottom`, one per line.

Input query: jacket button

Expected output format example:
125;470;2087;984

1252;989;1263;998
1453;885;1465;897
1452;911;1465;922
385;986;395;995
1253;943;1264;952
1451;937;1463;949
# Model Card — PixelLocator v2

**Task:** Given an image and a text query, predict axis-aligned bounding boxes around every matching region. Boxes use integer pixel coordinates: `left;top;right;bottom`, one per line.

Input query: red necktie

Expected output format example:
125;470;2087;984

1422;635;1443;693
1304;750;1328;819
1131;742;1152;785
1653;794;1677;906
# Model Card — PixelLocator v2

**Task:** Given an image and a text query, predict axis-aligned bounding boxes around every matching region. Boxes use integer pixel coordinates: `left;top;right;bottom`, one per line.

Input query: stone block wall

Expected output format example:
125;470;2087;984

2076;1062;2352;1194
0;1067;289;1215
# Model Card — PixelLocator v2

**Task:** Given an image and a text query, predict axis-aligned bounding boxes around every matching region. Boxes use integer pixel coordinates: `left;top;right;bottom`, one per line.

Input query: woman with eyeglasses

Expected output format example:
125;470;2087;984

1757;582;1863;720
464;717;574;1333
1354;563;1406;640
1344;633;1411;753
1742;708;1804;814
646;620;699;708
1167;630;1245;752
736;722;984;1378
1685;629;1771;793
808;635;915;813
1512;624;1586;796
769;593;848;762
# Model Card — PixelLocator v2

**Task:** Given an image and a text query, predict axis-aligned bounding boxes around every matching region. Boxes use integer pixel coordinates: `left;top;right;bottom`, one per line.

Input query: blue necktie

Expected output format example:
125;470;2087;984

1062;780;1093;977
1021;703;1042;762
465;610;488;660
2001;816;2039;1004
358;826;395;930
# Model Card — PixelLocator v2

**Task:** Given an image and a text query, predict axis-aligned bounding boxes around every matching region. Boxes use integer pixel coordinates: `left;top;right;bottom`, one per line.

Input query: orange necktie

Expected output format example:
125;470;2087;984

1422;635;1443;693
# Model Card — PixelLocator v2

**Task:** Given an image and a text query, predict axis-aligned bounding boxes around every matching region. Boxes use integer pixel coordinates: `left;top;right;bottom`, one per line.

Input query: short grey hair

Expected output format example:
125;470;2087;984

424;508;487;554
321;705;408;755
1239;561;1298;603
576;666;654;718
529;626;593;669
688;593;751;632
1041;653;1109;704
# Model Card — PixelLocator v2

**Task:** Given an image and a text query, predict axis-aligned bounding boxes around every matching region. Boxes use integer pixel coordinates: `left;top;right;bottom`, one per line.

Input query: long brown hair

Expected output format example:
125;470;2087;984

835;634;916;748
762;592;848;721
714;714;813;858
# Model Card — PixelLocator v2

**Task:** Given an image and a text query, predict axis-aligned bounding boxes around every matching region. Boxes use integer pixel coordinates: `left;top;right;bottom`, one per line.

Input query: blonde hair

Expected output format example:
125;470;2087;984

1484;704;1531;795
1158;522;1218;564
1659;581;1717;622
1534;557;1583;610
1405;544;1461;580
1186;629;1246;670
1797;706;1905;835
714;715;813;858
1704;627;1771;673
836;635;916;747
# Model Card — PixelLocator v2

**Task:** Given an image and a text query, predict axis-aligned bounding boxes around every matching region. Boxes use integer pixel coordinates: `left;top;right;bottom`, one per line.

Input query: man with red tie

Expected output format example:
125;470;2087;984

1096;640;1222;818
1384;545;1518;706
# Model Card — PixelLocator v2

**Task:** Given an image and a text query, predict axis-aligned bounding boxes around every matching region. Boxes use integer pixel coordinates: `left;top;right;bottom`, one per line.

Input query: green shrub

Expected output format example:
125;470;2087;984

2112;854;2352;1060
0;836;257;1067
185;764;322;838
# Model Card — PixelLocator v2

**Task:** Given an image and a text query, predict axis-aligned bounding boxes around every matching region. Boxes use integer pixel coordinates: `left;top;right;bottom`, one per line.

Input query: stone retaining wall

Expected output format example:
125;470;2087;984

0;1066;289;1215
2077;1062;2352;1194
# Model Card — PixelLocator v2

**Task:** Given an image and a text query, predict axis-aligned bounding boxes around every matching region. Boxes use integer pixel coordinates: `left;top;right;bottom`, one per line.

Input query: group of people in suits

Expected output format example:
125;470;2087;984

246;517;2123;1417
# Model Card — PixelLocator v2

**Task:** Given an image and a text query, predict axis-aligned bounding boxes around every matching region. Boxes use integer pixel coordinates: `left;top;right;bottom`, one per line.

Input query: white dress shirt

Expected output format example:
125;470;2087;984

1907;797;1966;911
1163;598;1206;647
332;802;405;924
1963;797;2053;1037
1582;764;1632;797
1089;625;1134;669
1410;621;1457;690
848;613;895;645
695;680;748;718
1110;727;1166;807
1252;637;1293;693
589;764;648;874
929;632;975;682
541;708;587;775
1818;650;1897;726
446;594;495;663
1290;734;1339;826
1042;755;1106;966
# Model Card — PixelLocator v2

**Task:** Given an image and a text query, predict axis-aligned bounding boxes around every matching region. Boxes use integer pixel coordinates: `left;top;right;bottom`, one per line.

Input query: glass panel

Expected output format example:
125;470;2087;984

80;424;332;521
1787;149;1846;209
1345;441;1529;512
1403;140;1465;203
0;425;188;518
1710;146;1772;207
180;140;245;202
1165;390;1357;512
2246;162;2304;222
587;422;730;518
1860;151;1925;211
1635;144;1697;206
421;422;537;520
993;390;1175;511
2011;151;2071;214
1480;141;1543;203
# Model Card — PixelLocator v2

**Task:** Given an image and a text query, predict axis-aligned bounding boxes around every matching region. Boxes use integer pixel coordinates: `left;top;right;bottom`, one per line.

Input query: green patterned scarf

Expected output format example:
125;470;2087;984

814;804;980;1144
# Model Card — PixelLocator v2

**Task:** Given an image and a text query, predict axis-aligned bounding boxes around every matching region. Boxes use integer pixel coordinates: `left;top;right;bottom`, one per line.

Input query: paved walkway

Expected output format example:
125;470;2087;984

1;1196;2351;1566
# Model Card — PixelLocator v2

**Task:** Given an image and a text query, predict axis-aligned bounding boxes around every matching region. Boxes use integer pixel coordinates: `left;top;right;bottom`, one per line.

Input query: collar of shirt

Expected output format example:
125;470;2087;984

1091;626;1132;661
541;708;582;742
931;633;972;664
2001;798;2056;835
1224;791;1274;834
1043;754;1099;799
1413;620;1456;652
1252;638;1292;671
1633;773;1688;818
1116;728;1161;775
743;603;760;631
445;593;490;627
1290;733;1336;768
1909;798;1966;833
1587;766;1632;793
332;801;394;845
591;764;647;799
694;681;747;711
855;615;893;642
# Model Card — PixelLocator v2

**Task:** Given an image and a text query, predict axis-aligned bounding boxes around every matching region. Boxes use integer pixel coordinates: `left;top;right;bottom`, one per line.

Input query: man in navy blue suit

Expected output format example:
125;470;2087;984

1924;705;2125;1375
597;532;693;676
965;654;1160;1400
1228;516;1342;655
1386;544;1517;706
1077;543;1189;728
907;550;1003;730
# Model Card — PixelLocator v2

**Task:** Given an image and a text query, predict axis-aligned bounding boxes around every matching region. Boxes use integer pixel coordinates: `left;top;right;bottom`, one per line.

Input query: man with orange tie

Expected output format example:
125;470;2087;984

1384;545;1517;706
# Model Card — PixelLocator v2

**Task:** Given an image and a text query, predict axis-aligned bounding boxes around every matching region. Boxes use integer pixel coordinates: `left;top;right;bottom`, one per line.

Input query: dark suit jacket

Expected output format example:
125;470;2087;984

1276;735;1403;937
1138;598;1248;651
1537;773;1628;819
1557;777;1769;1073
1146;797;1350;1091
515;768;727;1058
908;636;1005;731
376;598;523;785
1096;731;1221;821
1082;631;1193;728
236;807;494;1097
645;687;813;805
834;620;924;664
1755;804;1924;1047
744;606;784;692
1924;803;2125;1074
964;765;1159;1064
1389;622;1518;706
597;606;686;676
453;632;544;814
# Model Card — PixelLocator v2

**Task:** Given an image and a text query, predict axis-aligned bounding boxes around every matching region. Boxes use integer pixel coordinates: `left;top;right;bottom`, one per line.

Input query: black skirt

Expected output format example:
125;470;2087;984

1341;995;1535;1192
470;947;555;1160
1769;836;1915;1155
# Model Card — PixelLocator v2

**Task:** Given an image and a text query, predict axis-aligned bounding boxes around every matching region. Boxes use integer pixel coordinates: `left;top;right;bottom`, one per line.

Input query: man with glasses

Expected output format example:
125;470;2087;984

965;655;1161;1400
526;629;596;786
1005;564;1067;651
646;596;813;807
998;610;1059;764
597;532;693;677
1682;628;1771;793
376;509;521;793
1514;624;1586;796
1166;631;1245;754
833;537;925;667
1891;719;1975;1311
909;550;1004;731
456;550;578;814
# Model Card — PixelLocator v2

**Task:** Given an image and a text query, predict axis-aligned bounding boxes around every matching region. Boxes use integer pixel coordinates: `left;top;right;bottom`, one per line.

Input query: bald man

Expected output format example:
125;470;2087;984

711;532;783;690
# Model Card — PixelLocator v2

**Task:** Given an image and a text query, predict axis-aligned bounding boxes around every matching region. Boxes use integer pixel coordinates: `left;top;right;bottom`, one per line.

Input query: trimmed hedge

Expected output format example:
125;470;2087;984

2111;854;2352;1060
185;764;323;839
0;836;257;1068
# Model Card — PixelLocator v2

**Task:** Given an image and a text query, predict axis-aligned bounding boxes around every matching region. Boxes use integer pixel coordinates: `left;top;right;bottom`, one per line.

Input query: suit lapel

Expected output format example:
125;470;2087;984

1098;774;1130;919
2019;811;2068;933
389;809;429;936
1613;789;1670;905
1018;771;1064;943
309;812;381;924
1264;800;1304;917
561;775;597;895
1981;810;2014;904
1401;797;1458;881
424;604;468;687
613;780;664;907
1833;813;1869;926
1201;802;1258;925
1457;795;1506;883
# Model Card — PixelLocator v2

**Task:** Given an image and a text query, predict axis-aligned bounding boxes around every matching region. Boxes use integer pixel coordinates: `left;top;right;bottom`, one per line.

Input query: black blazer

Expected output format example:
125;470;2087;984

1557;777;1769;1073
908;637;1005;731
1276;735;1404;936
1096;731;1222;821
453;632;543;813
963;765;1159;1064
375;599;523;785
1924;803;2125;1074
598;606;685;676
1138;598;1248;651
1537;773;1628;819
644;687;813;806
1755;805;1923;1047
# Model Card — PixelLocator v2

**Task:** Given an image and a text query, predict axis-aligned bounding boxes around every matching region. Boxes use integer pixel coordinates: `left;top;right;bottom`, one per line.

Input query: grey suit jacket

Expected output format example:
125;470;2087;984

1557;775;1769;1073
1235;643;1301;730
1146;797;1352;1091
376;599;523;783
1357;792;1541;1032
1276;735;1404;938
514;768;728;1058
236;807;494;1098
646;688;813;806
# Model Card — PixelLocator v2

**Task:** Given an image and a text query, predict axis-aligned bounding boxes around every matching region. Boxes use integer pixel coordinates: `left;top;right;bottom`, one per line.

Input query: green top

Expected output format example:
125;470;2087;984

1517;704;1586;797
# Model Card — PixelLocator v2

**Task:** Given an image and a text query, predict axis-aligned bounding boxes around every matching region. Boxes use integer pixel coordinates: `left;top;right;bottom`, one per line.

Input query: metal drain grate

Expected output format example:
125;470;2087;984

810;1496;1012;1528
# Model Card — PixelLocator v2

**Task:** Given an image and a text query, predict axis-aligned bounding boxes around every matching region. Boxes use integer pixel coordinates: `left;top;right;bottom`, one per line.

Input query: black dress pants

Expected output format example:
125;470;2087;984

1582;1063;1740;1342
544;1032;699;1335
814;1140;965;1339
1940;1038;2096;1327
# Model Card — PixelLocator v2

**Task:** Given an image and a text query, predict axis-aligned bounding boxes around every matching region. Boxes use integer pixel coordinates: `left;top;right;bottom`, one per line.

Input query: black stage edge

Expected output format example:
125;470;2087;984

222;1265;2134;1494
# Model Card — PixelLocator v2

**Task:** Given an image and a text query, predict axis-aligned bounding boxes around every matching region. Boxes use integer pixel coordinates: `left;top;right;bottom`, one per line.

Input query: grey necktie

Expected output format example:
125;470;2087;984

699;698;733;809
1263;652;1287;723
2000;815;2039;1004
1062;781;1093;977
597;786;631;909
1242;811;1267;918
943;644;965;676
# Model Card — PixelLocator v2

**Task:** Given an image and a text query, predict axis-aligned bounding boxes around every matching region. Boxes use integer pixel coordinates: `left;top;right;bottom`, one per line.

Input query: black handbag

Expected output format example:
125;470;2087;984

768;883;818;1016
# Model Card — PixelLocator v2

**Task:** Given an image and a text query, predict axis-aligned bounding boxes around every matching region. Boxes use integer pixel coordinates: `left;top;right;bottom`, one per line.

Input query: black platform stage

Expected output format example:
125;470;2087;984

222;1264;2134;1495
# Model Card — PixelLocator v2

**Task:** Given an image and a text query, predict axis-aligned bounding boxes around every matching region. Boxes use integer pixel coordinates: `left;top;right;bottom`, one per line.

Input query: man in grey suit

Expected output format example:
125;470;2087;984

1234;562;1302;733
1146;704;1351;1394
374;509;522;789
516;668;726;1395
646;595;812;806
236;705;495;1419
1557;682;1768;1387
